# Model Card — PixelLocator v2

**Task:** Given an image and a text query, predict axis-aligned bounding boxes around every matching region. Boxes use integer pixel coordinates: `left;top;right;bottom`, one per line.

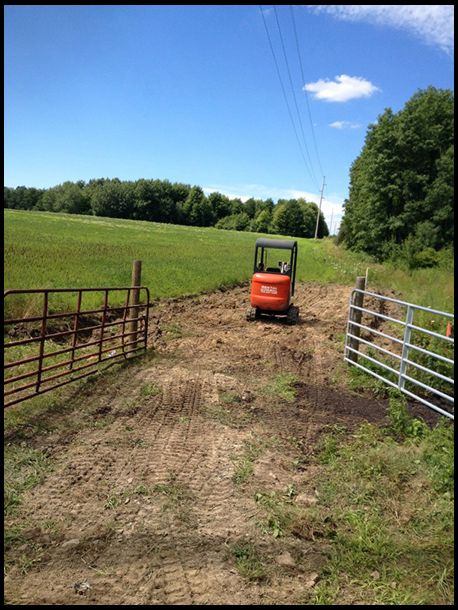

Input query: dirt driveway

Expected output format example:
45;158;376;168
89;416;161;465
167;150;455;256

5;282;394;605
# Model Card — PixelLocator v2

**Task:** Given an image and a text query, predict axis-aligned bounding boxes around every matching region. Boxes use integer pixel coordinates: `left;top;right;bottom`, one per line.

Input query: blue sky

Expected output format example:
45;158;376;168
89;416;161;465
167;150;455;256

4;5;454;232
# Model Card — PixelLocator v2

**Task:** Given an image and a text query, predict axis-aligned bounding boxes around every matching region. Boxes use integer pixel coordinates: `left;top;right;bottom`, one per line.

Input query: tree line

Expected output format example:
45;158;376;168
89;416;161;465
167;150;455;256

338;87;454;268
4;178;329;239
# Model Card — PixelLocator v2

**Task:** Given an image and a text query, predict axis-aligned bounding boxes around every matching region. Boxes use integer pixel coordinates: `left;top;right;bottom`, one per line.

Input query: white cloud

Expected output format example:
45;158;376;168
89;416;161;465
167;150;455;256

203;183;344;232
203;186;251;203
329;120;362;129
306;5;454;53
304;74;380;103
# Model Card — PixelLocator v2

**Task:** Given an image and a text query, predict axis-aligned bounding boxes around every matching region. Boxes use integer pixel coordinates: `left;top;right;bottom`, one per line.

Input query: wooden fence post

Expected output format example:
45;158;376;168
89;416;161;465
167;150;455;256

129;260;142;354
348;276;366;363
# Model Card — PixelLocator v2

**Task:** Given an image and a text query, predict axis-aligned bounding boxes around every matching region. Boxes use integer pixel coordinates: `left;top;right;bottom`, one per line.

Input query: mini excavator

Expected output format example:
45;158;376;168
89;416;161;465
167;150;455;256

246;238;299;325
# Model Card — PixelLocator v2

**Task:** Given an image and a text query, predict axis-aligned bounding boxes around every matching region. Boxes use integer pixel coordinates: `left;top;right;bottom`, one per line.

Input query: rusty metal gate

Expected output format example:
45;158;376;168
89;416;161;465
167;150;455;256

4;286;150;408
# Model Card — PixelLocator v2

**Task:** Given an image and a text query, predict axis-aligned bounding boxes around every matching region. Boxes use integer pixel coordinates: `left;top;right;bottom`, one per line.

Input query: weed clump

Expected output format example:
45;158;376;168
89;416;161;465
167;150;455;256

231;542;269;581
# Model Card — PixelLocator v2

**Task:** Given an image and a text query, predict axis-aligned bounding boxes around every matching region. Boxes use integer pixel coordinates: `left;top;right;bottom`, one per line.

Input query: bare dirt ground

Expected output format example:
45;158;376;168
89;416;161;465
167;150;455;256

4;282;437;605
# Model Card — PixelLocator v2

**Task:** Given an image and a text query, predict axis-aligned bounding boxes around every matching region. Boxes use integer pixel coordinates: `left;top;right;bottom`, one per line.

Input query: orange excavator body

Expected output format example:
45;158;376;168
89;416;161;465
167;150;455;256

250;272;291;312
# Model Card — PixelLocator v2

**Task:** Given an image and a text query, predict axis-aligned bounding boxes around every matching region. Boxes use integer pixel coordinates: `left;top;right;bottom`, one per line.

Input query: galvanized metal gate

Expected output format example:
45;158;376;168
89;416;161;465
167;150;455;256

4;286;150;408
344;288;454;420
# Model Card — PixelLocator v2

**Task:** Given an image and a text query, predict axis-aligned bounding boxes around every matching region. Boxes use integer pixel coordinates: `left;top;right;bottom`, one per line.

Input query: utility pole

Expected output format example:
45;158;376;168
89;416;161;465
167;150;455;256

314;176;326;239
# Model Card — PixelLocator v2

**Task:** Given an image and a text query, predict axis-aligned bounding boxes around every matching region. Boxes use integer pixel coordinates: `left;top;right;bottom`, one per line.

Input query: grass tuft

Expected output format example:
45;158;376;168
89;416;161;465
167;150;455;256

231;542;269;581
262;373;299;402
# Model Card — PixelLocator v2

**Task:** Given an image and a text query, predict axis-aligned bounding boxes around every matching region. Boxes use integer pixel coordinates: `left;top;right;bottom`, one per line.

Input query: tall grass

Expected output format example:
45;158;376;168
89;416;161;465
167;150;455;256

320;240;454;314
4;209;454;317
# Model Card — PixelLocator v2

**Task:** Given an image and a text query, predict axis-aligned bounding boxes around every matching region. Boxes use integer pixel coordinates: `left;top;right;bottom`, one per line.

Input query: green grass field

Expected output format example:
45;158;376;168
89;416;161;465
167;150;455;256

4;209;454;318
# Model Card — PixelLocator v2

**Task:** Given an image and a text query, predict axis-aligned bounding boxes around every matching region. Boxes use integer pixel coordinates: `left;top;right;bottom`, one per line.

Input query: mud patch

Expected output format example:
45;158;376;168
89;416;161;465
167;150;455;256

294;382;387;425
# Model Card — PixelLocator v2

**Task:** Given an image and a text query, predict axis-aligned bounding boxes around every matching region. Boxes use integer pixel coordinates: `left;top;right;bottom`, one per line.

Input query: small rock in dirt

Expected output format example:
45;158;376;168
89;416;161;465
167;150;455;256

304;572;319;589
27;527;42;538
73;581;91;595
296;493;318;507
61;538;80;548
241;391;254;403
276;552;296;567
124;497;130;504
371;570;380;580
127;477;133;484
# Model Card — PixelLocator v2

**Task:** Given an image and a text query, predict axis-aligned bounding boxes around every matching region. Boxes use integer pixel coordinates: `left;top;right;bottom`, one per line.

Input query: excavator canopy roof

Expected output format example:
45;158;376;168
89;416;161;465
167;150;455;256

255;238;297;250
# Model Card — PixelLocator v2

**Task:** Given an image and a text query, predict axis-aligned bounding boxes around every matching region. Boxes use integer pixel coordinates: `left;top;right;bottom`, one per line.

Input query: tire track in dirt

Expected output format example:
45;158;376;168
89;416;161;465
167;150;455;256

129;528;195;606
115;373;251;605
298;335;325;452
106;373;249;604
10;373;248;605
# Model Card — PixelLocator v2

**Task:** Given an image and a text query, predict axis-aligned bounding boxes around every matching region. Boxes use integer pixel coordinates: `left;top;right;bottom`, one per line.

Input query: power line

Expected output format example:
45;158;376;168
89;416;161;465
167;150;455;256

259;5;318;190
273;5;319;190
289;4;324;179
